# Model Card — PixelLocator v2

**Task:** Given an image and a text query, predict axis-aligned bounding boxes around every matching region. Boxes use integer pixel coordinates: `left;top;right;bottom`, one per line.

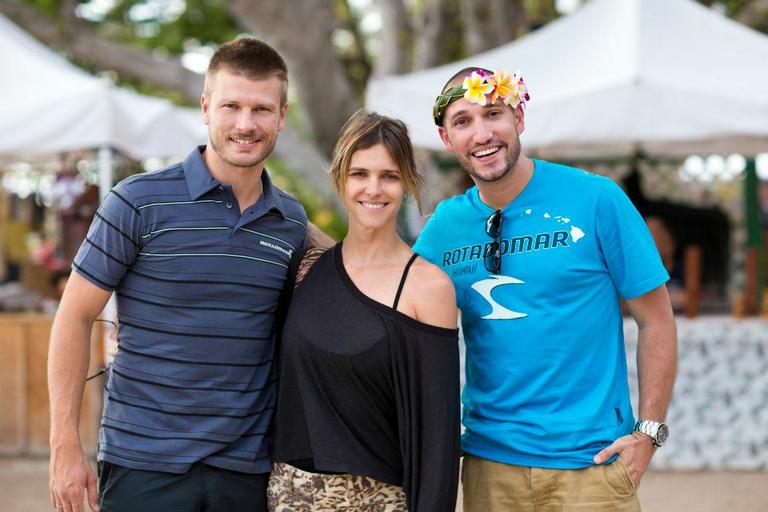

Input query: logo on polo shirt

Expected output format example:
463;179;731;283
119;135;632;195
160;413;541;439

259;240;293;257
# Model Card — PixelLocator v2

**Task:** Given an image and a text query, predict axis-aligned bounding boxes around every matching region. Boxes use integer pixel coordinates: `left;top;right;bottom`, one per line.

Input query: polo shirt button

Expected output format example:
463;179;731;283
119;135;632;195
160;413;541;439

226;202;233;209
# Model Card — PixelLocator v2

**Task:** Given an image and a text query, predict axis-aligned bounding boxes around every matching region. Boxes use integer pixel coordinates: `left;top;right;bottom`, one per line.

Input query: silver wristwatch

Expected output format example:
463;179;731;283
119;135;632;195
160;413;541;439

633;419;669;447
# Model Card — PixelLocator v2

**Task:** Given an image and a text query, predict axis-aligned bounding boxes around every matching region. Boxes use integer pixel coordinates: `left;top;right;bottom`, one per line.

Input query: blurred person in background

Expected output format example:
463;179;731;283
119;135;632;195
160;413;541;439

40;269;70;314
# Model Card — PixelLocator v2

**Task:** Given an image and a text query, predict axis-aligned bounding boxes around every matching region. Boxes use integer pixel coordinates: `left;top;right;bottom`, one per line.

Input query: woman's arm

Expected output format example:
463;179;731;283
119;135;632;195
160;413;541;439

398;258;461;511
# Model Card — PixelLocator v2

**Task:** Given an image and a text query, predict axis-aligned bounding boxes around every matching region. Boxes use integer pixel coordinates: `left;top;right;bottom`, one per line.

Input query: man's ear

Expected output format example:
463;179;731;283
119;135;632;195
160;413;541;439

201;94;210;125
514;105;525;135
278;104;288;132
438;126;455;154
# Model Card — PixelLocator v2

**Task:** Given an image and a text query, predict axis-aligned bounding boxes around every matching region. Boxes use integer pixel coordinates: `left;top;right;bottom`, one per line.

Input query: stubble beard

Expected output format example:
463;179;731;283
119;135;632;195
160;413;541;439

460;136;522;184
209;131;276;169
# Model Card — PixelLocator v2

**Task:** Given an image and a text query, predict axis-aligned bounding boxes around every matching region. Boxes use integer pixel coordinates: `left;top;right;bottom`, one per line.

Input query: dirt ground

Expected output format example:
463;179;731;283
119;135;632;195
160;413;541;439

3;456;766;512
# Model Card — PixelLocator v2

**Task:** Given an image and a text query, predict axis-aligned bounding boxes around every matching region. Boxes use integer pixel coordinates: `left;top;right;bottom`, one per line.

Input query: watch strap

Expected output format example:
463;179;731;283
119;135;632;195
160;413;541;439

633;419;666;447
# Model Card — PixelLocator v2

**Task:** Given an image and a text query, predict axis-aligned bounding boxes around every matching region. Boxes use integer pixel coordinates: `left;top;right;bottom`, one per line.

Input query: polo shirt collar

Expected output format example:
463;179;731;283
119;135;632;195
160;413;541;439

183;145;287;217
183;146;219;200
259;167;286;217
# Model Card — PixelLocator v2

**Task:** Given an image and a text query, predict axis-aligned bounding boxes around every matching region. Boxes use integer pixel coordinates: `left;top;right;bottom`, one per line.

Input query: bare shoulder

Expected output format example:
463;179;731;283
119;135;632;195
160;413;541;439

404;256;457;329
409;257;454;296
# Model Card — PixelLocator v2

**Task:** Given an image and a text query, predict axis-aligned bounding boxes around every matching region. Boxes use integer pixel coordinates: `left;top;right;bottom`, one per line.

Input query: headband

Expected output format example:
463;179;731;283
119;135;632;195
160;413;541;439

433;69;530;125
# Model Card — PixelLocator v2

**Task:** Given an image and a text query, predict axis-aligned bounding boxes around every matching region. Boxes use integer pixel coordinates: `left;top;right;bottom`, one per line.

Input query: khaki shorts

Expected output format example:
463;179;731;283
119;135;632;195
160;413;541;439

462;454;640;512
267;462;407;512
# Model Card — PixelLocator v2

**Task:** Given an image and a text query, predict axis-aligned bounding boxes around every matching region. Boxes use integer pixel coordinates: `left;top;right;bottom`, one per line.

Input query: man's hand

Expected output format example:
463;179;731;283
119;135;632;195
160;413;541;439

593;432;655;486
49;443;99;512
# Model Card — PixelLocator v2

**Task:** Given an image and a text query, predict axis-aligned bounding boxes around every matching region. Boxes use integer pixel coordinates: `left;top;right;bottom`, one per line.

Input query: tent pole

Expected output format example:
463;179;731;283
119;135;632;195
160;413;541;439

97;146;113;203
744;158;763;315
96;145;117;363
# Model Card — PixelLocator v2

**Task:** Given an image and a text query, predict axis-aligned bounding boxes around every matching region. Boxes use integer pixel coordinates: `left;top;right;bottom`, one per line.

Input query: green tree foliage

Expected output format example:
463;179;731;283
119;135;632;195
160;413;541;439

24;0;238;49
95;0;239;53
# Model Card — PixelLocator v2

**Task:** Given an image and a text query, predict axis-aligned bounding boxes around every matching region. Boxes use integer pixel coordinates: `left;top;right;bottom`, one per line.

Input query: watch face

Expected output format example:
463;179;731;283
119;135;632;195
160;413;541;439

657;424;669;445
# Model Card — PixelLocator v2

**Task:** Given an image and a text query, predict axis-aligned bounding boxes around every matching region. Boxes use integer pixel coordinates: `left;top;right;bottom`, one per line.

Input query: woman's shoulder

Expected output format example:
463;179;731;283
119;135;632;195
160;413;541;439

405;255;457;329
409;256;453;294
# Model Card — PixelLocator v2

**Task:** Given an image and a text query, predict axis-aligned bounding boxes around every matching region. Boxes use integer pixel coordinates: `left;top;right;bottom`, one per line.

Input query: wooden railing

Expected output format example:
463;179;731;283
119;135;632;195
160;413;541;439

0;314;103;455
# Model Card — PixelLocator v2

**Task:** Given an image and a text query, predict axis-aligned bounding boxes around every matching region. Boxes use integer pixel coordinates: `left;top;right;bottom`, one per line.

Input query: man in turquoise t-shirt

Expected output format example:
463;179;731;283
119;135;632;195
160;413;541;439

413;67;677;511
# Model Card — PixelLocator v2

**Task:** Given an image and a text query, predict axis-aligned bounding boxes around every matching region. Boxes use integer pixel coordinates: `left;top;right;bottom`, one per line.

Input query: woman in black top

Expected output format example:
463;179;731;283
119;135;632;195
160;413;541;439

268;111;461;511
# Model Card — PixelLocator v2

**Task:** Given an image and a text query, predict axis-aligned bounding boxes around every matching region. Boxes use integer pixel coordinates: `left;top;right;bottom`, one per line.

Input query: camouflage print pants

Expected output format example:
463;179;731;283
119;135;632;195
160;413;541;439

267;462;408;512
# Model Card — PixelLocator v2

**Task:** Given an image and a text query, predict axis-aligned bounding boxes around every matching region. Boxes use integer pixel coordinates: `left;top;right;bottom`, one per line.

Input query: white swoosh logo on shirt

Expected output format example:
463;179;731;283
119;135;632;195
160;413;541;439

470;275;528;320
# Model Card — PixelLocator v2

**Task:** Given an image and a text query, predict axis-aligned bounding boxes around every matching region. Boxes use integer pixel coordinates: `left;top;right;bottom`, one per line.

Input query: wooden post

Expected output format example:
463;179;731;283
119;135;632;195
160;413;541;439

0;187;7;282
744;248;760;316
683;245;702;318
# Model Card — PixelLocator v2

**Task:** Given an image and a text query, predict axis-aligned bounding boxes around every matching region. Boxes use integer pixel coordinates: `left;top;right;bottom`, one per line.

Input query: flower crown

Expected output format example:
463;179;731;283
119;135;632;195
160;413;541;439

432;69;530;126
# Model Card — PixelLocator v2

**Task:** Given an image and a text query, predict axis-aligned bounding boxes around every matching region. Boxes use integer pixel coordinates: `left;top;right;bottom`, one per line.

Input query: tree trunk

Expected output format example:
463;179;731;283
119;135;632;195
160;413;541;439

735;0;768;33
413;0;461;70
336;0;373;93
224;0;360;157
460;0;524;54
490;0;524;46
459;0;484;56
373;0;412;77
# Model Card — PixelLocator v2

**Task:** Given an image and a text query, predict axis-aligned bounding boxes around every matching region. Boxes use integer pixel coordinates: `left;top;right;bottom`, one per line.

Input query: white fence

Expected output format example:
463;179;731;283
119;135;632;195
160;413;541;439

625;316;768;470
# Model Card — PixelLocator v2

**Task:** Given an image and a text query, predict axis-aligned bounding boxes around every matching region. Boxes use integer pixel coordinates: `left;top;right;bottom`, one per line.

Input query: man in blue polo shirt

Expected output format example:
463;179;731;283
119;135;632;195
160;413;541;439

414;67;677;511
48;38;306;511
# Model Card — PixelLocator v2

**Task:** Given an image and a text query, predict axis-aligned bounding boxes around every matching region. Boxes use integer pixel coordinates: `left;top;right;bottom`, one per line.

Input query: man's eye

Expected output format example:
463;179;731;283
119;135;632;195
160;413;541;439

454;118;468;126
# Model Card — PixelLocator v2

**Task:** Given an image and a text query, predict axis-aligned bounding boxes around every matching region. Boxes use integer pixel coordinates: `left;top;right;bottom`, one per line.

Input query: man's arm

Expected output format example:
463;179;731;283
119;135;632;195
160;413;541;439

49;272;112;512
305;220;335;249
593;284;677;485
628;284;678;425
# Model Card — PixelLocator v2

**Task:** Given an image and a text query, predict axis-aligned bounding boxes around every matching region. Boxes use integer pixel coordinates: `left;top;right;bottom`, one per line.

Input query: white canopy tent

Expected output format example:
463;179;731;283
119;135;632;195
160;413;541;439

0;13;208;339
0;12;206;169
366;0;768;159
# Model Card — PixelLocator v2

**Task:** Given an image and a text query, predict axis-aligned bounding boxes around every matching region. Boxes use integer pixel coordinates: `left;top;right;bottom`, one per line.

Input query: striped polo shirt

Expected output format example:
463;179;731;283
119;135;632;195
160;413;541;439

73;146;307;474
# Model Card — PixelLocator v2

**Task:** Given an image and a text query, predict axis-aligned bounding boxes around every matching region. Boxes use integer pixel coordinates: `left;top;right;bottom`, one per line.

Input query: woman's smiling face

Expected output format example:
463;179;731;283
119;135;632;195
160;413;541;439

344;143;405;231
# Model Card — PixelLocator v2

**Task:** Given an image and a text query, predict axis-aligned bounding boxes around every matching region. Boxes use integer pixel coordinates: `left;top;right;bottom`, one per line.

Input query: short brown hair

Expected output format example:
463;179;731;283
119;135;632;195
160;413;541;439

329;110;423;213
204;37;288;105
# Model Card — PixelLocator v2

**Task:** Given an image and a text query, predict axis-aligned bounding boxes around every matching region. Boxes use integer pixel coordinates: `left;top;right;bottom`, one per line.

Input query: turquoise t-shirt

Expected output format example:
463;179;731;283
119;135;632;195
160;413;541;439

413;159;669;469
